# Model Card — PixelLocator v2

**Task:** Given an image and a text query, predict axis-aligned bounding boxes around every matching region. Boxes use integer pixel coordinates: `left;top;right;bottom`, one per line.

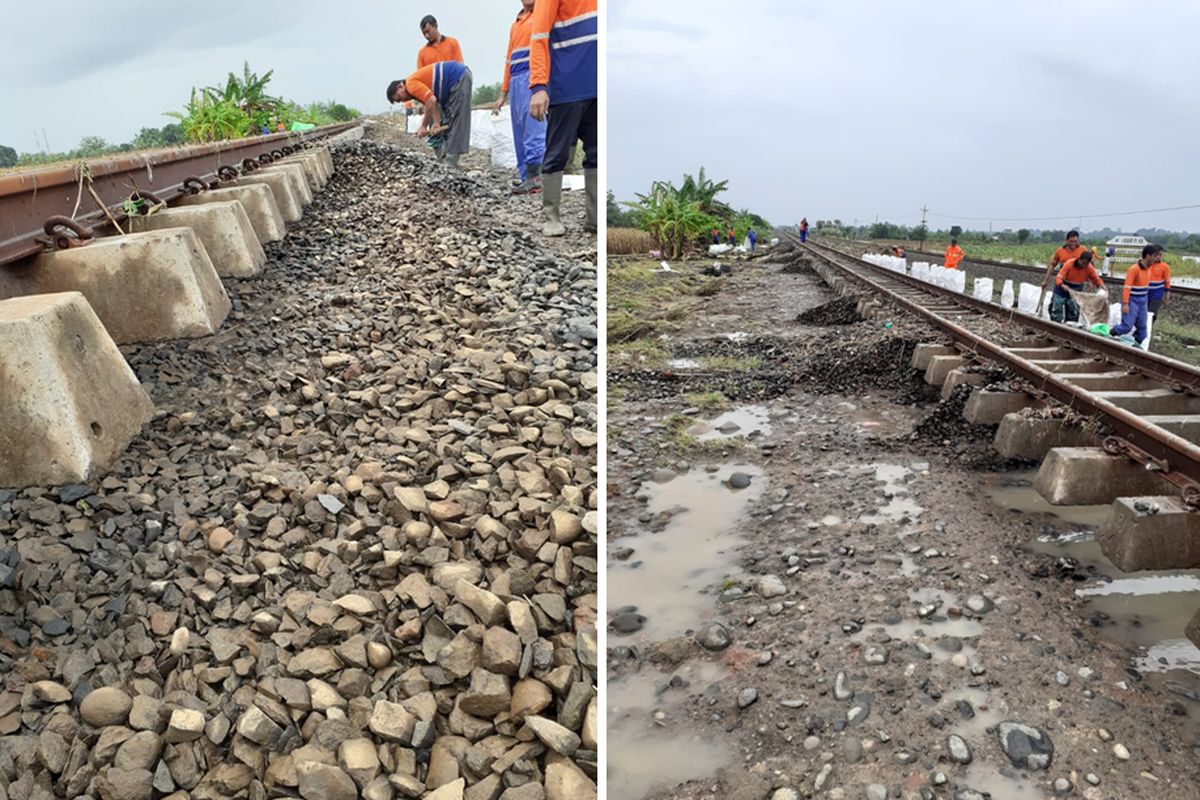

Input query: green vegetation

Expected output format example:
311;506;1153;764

1146;317;1200;364
472;82;502;106
615;167;772;260
1;62;361;167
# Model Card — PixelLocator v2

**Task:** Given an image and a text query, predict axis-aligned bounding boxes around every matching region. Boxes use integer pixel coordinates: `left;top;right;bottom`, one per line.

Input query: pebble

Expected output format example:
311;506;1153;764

738;688;759;709
730;472;752;489
1113;743;1131;760
947;734;973;764
79;686;132;727
1053;778;1073;795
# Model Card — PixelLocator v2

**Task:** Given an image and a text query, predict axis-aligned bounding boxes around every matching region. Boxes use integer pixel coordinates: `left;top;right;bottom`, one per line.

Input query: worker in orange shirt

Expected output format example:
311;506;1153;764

893;246;905;258
800;218;809;243
728;228;736;245
944;238;965;270
1148;254;1171;322
1110;244;1162;346
1040;230;1087;290
386;61;474;167
493;0;547;195
529;0;598;236
1051;250;1104;324
712;228;720;245
417;15;464;68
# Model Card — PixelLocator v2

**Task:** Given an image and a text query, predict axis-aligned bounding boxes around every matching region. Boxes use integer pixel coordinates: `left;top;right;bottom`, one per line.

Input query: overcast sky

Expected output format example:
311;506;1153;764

609;0;1200;233
0;1;520;154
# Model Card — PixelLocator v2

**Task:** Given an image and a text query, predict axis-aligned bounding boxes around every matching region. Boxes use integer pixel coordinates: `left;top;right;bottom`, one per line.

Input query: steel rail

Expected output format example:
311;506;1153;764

785;231;1200;501
816;235;1200;298
805;237;1200;394
0;122;358;268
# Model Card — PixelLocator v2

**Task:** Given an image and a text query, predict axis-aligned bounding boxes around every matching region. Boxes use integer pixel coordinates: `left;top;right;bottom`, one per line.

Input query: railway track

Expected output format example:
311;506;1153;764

826;236;1200;299
0;122;358;268
784;231;1200;646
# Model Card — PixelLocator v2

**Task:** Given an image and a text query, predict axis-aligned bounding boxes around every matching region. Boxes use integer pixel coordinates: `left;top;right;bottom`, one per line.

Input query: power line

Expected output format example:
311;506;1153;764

927;202;1200;224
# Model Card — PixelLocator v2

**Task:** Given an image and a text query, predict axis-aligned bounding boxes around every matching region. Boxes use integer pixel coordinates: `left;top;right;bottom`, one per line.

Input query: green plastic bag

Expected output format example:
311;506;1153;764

290;122;316;131
1089;324;1110;336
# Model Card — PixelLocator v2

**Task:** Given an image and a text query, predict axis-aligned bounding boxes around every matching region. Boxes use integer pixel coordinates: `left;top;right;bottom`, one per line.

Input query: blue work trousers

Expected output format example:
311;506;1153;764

800;230;808;243
509;70;546;180
1112;294;1148;342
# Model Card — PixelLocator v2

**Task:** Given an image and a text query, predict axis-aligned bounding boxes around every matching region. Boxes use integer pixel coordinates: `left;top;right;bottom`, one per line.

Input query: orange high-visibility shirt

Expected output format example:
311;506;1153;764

1051;244;1086;268
944;245;964;269
417;36;464;70
530;0;598;100
1121;263;1152;303
402;62;467;106
1149;261;1171;297
1054;258;1103;290
501;9;534;93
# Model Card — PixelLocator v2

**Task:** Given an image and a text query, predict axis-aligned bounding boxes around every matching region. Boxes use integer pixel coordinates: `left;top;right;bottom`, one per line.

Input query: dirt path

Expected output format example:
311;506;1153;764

606;246;1200;800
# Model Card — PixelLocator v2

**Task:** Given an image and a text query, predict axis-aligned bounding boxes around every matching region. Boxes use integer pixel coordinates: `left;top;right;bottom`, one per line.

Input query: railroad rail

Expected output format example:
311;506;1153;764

0;121;359;268
784;232;1200;506
825;237;1200;299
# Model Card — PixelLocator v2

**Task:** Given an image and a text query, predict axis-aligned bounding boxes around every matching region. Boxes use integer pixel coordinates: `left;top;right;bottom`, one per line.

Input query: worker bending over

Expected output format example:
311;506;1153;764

944;239;964;270
1040;230;1087;290
1110;244;1162;347
1051;250;1103;324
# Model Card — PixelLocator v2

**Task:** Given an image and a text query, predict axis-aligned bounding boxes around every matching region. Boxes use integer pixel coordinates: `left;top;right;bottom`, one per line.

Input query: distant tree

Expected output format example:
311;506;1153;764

607;190;638;227
472;83;501;106
0;145;16;168
73;136;112;157
949;225;962;238
160;123;184;144
131;127;164;150
1017;228;1031;244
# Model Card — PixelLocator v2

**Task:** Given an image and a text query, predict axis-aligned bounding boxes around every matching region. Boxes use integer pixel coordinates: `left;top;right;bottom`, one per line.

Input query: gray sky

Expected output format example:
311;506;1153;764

609;0;1200;233
0;1;522;155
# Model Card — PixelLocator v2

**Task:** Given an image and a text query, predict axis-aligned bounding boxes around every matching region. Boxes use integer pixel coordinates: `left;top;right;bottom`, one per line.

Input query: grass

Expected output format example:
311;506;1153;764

1149;316;1200;364
659;411;747;461
607;258;721;367
683;391;725;413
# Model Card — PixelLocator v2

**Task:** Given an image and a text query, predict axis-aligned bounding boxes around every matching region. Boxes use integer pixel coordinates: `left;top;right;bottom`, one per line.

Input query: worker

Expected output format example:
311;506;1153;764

493;0;547;194
1102;245;1115;276
417;15;464;68
386;61;474;167
1040;230;1087;290
728;228;736;245
748;228;757;252
529;0;598;236
1148;251;1172;322
1110;244;1162;347
944;238;965;270
800;218;809;244
1051;250;1104;324
893;246;906;258
712;228;720;245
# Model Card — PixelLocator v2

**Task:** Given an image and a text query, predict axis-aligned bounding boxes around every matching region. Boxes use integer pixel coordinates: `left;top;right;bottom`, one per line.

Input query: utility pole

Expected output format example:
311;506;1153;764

919;205;928;250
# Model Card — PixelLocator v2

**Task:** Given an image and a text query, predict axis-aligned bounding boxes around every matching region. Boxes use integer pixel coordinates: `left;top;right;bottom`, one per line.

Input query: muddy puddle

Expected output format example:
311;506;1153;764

608;661;731;799
685;405;772;442
607;464;766;643
984;470;1200;677
859;463;925;526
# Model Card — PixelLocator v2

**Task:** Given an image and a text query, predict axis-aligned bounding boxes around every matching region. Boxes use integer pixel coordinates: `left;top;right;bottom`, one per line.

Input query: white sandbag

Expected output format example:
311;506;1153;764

770;238;779;245
1017;283;1042;315
974;277;994;302
950;271;966;294
1001;280;1015;308
1108;303;1123;328
709;244;732;255
488;109;518;168
1040;292;1053;319
1141;313;1154;351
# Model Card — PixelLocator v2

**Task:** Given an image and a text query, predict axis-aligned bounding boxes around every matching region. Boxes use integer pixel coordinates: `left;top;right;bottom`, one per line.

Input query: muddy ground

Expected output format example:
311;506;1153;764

605;244;1200;800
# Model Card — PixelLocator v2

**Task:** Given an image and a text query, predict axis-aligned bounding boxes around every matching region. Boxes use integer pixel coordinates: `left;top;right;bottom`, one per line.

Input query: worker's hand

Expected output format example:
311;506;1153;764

1122;303;1130;315
416;124;429;138
1163;296;1170;307
1040;280;1048;289
492;93;507;116
529;90;550;122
